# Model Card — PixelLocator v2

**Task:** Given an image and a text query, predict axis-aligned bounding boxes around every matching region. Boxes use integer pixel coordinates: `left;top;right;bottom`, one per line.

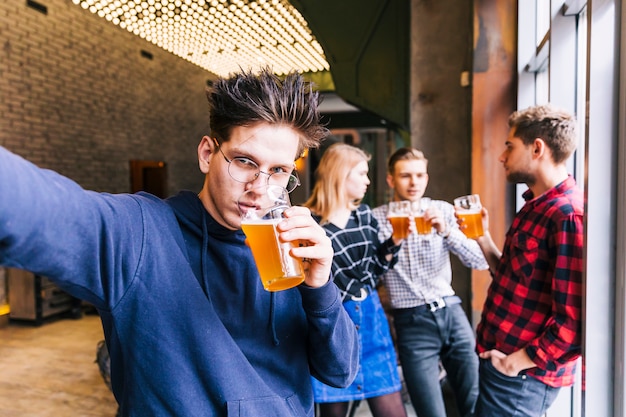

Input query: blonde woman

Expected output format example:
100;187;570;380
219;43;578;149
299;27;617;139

305;142;408;417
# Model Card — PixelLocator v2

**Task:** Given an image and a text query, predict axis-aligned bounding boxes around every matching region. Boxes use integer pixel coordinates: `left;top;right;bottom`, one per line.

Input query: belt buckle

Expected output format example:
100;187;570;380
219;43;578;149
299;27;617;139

352;288;368;302
428;297;446;312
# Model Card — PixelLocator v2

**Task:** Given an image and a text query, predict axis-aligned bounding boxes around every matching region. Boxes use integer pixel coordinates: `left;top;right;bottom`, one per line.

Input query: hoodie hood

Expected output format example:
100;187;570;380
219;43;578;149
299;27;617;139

166;191;245;294
166;190;243;243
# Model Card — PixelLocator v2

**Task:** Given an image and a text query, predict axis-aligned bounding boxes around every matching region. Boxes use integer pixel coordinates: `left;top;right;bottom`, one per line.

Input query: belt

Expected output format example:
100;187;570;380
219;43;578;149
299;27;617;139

346;287;369;302
392;295;462;315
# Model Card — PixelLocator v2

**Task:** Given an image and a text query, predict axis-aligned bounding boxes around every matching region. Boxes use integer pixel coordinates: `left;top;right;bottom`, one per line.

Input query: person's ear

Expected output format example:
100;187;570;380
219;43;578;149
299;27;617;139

386;173;395;189
198;136;215;173
532;138;546;159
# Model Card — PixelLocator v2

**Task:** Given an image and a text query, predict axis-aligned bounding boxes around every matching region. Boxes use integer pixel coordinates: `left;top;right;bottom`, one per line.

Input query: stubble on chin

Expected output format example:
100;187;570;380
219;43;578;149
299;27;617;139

506;170;535;185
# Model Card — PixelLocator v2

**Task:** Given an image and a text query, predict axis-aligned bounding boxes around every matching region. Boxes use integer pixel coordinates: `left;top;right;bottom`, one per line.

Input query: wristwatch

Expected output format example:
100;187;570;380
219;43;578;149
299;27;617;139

437;229;451;238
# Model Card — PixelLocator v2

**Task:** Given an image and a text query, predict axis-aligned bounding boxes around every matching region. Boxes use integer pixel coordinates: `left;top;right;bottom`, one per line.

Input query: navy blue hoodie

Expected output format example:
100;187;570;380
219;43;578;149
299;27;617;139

0;146;359;416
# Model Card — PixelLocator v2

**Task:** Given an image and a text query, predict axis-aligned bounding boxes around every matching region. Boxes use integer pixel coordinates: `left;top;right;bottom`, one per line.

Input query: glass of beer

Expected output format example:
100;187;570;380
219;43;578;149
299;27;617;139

412;197;432;234
238;185;305;292
388;201;411;239
454;194;484;239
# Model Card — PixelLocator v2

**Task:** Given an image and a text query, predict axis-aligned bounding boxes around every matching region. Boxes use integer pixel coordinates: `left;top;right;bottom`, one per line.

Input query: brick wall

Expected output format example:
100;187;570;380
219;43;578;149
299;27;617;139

0;0;213;195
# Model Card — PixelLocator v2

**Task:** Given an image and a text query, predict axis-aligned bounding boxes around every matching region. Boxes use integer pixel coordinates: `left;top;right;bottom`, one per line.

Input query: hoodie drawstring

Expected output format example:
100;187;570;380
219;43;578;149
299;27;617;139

200;208;279;345
269;292;279;346
200;212;213;304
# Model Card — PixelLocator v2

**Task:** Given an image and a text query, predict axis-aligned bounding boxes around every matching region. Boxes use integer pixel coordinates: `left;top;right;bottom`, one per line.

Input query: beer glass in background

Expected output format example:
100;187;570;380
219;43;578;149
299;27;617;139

412;197;432;234
454;194;484;239
387;200;411;240
238;185;305;292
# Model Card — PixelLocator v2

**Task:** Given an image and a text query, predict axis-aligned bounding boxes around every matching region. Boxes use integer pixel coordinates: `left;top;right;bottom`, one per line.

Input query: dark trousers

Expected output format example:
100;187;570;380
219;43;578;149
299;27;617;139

474;358;560;417
393;301;478;417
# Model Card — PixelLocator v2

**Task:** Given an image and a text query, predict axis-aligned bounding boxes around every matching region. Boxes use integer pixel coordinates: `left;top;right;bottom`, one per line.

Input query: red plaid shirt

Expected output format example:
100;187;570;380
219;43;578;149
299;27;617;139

476;176;584;387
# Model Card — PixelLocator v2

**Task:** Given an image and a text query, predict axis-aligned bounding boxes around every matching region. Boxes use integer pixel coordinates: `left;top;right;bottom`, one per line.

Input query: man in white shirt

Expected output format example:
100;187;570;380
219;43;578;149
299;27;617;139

372;147;488;417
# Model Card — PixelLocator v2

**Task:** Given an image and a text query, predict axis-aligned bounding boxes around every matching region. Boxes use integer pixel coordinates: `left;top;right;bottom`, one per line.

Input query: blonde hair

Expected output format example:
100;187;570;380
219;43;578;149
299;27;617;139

304;143;371;225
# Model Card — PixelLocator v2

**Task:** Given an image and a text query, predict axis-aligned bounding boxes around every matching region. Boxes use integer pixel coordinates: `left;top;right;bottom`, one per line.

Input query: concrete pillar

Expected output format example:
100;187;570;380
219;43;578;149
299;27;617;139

410;0;516;323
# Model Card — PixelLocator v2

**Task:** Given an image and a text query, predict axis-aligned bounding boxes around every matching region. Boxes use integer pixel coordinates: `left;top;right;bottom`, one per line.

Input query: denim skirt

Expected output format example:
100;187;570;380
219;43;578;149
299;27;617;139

312;290;402;402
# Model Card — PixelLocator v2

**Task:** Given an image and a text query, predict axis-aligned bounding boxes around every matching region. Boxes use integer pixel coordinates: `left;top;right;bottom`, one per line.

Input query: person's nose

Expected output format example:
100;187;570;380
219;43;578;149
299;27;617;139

250;171;270;187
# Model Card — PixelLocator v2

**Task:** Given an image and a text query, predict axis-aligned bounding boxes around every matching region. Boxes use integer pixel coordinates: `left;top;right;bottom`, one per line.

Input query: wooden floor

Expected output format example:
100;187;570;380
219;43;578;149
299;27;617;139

0;312;428;417
0;313;118;417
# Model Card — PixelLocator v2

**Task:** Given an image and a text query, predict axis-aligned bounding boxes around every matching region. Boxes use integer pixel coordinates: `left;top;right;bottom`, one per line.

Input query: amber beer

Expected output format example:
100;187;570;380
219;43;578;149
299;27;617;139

454;194;484;239
410;198;432;235
388;201;411;239
239;185;304;292
388;215;410;240
457;211;483;239
414;215;432;234
241;218;305;291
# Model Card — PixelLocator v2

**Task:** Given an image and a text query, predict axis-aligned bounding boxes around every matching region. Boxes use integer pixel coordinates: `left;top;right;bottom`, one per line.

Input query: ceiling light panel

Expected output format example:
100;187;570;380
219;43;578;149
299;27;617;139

71;0;330;77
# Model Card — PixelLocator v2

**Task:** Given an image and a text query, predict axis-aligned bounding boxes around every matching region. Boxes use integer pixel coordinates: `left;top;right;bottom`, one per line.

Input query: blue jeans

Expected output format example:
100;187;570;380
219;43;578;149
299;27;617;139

393;301;478;417
474;358;560;417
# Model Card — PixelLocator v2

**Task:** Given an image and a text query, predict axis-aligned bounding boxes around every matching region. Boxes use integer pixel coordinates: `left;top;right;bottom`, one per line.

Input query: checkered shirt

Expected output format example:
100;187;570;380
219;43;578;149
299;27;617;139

475;176;584;388
321;204;401;301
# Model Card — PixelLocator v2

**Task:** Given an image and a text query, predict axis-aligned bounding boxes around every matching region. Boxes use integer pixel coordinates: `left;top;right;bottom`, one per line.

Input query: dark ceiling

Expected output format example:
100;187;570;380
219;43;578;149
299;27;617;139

291;0;410;131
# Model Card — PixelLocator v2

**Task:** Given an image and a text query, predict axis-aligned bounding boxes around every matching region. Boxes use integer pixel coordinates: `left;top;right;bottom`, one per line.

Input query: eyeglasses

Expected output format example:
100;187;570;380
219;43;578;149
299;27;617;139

216;144;300;193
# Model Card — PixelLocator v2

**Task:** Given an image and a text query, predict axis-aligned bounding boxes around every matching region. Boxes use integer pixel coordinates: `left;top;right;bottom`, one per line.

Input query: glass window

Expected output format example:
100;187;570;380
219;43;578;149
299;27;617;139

535;0;551;46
